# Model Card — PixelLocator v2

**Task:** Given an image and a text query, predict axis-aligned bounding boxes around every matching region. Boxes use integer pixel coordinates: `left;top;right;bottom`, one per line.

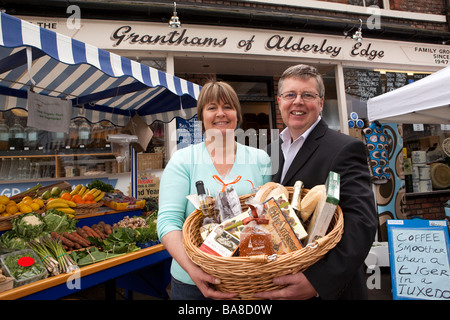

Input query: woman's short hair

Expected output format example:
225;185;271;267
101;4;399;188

278;64;325;98
196;81;242;128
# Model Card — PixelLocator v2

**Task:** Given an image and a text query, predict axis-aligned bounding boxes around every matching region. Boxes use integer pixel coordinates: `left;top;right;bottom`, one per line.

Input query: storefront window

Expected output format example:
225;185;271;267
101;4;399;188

0;110;123;180
343;67;430;124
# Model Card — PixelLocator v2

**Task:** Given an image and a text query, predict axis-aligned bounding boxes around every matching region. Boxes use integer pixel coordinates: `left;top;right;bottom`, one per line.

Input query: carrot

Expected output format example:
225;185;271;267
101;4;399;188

77;227;89;240
93;227;106;240
51;232;75;248
104;223;112;235
95;222;106;234
70;231;91;246
63;232;90;247
83;225;102;239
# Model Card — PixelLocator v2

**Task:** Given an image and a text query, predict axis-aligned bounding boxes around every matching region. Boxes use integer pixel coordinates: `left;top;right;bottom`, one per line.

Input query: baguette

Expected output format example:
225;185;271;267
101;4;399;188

254;182;289;203
300;184;325;221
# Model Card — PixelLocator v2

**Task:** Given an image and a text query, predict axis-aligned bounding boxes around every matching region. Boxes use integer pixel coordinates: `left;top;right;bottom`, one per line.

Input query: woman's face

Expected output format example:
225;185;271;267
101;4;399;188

202;100;238;136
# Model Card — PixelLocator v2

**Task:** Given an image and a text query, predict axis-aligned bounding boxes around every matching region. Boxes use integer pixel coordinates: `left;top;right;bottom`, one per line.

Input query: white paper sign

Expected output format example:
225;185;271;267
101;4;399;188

27;90;72;133
388;220;450;300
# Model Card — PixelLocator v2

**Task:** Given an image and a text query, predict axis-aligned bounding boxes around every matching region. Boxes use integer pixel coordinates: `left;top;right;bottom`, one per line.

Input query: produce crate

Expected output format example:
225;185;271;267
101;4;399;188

0;249;48;288
0;277;13;293
137;153;163;171
104;199;146;211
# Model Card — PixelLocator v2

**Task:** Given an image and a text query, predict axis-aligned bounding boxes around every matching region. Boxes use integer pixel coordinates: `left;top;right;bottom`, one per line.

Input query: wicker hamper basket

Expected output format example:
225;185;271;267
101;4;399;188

182;186;344;300
74;201;104;215
137;153;163;171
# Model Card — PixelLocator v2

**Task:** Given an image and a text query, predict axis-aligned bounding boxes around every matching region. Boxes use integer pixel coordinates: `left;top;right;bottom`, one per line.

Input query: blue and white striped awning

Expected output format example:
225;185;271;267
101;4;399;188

0;12;201;126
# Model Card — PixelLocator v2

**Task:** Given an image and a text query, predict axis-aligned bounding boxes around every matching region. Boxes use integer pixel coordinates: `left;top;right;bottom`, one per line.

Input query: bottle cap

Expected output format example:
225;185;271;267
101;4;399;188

195;180;206;195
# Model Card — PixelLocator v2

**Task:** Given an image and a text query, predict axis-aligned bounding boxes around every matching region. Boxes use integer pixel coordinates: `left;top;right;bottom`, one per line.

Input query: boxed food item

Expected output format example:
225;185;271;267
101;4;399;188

199;225;240;257
272;193;308;241
260;198;303;254
104;199;146;210
0;249;48;288
306;171;340;244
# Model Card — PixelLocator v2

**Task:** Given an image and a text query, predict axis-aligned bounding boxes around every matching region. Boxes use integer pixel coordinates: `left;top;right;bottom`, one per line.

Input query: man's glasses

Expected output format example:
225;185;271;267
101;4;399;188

279;91;320;102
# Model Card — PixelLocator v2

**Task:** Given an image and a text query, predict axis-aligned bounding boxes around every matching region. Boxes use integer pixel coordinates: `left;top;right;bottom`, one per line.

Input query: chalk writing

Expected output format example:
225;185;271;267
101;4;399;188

389;224;450;300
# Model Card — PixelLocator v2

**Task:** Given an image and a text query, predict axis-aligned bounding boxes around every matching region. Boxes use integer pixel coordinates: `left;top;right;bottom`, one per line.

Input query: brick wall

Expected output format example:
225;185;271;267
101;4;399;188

405;193;448;219
186;0;449;32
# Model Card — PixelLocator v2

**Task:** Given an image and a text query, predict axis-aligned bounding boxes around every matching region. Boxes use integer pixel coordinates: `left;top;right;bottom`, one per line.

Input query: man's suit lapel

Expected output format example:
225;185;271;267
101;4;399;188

281;119;328;185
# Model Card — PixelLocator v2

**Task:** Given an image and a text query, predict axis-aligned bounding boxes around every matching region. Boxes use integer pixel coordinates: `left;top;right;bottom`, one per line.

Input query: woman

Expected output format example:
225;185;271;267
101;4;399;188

157;81;272;300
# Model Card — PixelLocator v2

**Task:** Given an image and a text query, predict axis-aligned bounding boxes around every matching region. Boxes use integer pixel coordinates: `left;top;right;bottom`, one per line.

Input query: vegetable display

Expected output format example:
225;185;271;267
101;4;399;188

0;183;159;293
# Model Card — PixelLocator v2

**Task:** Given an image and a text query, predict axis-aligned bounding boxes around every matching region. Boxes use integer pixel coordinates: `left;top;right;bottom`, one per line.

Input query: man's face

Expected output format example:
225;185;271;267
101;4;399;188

277;77;324;140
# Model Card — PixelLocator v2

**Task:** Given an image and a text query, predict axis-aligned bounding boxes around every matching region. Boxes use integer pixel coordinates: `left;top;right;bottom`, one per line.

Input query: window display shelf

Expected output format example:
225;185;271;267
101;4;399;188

0;148;124;180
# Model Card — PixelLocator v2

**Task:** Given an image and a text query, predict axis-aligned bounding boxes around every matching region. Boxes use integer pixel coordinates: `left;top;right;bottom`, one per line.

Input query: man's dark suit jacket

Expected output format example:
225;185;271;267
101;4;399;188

269;119;378;299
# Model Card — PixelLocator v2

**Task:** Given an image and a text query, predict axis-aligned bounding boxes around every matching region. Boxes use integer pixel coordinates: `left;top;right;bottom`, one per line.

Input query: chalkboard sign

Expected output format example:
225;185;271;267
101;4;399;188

344;69;382;102
387;219;450;300
385;72;408;92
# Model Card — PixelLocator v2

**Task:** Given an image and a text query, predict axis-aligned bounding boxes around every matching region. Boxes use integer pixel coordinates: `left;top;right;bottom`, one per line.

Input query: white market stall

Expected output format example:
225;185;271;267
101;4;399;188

0;12;202;197
367;66;450;124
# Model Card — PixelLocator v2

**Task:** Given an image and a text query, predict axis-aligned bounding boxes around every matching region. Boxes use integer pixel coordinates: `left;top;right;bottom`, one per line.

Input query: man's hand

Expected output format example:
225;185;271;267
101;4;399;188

254;272;317;300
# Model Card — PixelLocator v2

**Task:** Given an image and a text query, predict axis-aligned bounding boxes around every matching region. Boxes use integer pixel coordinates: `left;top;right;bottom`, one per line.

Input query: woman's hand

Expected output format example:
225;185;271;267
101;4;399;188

188;265;237;300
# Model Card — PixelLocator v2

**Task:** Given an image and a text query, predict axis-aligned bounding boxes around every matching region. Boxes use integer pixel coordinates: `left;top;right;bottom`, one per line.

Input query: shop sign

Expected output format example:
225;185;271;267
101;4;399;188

21;16;449;67
136;173;160;200
176;115;203;150
27;90;72;133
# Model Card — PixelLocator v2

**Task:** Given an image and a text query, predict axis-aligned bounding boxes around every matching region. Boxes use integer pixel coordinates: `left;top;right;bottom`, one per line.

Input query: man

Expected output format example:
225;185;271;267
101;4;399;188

256;64;378;300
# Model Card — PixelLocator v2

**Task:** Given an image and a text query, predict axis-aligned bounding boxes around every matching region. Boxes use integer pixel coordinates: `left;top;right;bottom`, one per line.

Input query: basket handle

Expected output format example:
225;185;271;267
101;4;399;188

248;254;278;263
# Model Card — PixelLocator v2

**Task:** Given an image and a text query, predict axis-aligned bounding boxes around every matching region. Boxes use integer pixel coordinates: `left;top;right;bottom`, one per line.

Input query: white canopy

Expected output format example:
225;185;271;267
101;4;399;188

367;66;450;124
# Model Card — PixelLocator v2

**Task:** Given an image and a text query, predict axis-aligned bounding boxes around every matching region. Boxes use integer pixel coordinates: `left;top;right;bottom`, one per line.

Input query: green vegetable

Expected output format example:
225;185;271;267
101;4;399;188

70;247;123;266
89;227;140;254
28;238;60;276
43;209;77;234
2;250;46;281
87;179;114;192
12;213;46;240
0;231;28;250
41;236;78;273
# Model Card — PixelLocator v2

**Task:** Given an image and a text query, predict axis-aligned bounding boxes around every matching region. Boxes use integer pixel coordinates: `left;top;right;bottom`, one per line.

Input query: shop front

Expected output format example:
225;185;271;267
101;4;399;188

15;15;449;227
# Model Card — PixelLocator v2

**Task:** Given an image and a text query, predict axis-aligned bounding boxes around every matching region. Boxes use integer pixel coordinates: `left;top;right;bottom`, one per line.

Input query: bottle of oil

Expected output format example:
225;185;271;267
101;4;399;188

195;180;219;225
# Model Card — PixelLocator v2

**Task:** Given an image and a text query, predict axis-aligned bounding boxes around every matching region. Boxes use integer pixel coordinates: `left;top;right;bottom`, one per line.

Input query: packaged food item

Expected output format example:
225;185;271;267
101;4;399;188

272;193;308;241
213;175;242;222
196;180;219;226
199;225;240;257
260;198;303;254
239;205;272;257
306;171;340;244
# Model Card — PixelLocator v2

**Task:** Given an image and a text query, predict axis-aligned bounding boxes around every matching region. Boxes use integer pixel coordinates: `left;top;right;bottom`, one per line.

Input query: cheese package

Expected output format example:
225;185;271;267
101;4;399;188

306;171;340;244
260;198;303;254
272;193;308;241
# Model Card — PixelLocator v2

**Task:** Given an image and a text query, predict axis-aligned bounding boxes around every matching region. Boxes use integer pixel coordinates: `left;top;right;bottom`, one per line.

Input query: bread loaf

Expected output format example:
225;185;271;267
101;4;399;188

300;184;325;221
254;182;289;203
